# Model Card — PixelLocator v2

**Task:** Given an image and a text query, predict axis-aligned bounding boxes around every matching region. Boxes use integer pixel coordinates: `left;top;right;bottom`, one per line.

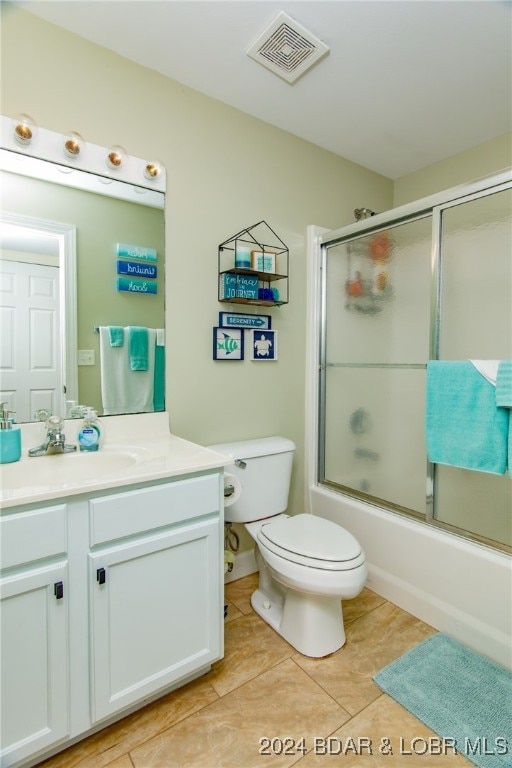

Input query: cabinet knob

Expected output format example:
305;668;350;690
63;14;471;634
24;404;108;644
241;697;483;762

96;567;106;585
54;581;64;600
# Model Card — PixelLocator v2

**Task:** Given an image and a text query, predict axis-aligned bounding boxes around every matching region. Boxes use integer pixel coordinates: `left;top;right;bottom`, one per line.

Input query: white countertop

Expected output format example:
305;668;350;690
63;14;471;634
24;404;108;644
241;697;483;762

0;413;232;510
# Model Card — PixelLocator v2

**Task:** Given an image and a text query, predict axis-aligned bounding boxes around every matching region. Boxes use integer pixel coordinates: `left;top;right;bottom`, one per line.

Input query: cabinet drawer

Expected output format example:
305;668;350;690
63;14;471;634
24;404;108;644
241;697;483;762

89;473;220;545
0;505;67;570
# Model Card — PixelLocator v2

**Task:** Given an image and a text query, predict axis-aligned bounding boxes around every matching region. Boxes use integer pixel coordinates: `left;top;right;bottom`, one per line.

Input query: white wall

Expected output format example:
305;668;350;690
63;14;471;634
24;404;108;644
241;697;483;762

393;132;511;205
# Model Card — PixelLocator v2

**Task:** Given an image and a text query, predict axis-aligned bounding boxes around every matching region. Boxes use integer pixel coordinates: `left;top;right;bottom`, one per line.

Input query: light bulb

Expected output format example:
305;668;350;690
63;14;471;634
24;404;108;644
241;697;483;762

63;131;85;158
144;161;162;180
106;145;126;170
13;114;36;146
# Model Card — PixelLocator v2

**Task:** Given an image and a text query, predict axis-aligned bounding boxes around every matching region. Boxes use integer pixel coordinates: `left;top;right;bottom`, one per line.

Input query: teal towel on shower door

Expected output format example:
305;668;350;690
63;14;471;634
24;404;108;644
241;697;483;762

496;360;512;407
425;361;508;475
128;326;149;371
508;412;512;478
496;360;512;476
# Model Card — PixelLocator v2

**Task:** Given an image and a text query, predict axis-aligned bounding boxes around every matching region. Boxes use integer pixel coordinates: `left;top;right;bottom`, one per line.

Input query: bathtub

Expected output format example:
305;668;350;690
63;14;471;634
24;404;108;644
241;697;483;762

309;483;512;670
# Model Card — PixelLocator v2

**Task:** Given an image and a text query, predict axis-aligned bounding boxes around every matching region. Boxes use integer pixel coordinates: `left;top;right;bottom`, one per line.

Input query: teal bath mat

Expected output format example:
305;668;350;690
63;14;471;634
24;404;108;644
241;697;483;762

374;634;512;768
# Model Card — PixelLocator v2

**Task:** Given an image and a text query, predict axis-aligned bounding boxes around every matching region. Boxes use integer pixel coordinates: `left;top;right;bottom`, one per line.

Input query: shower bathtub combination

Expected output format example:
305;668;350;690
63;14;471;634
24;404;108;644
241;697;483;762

306;170;512;669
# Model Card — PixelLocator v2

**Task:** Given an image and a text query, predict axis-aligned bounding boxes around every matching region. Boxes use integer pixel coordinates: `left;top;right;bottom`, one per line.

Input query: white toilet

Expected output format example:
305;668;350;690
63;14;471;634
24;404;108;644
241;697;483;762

209;436;367;657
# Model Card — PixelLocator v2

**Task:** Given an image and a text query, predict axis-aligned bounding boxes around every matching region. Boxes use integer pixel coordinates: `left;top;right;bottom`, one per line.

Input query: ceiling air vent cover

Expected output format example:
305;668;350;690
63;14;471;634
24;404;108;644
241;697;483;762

247;11;329;84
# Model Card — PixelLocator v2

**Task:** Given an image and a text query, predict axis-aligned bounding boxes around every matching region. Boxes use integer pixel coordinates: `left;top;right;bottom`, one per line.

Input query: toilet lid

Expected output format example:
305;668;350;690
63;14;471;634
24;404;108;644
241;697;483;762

258;513;362;565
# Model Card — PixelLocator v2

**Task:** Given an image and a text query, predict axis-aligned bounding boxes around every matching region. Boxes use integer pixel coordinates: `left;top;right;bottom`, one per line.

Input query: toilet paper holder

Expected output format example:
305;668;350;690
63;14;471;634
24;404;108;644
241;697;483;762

224;458;245;496
223;471;242;507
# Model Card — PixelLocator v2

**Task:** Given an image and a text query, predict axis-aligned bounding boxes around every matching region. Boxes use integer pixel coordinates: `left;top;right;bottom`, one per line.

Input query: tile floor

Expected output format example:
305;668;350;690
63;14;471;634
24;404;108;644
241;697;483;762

37;573;471;768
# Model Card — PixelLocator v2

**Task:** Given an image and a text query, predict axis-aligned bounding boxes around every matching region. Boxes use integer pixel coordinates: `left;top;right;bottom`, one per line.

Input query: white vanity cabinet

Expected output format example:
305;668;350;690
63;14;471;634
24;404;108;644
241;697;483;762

0;505;70;768
87;475;222;722
0;468;224;768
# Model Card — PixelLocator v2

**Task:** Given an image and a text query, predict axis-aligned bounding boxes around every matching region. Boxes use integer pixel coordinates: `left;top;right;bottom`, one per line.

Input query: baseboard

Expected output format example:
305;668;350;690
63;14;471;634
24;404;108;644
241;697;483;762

367;563;511;670
224;547;257;584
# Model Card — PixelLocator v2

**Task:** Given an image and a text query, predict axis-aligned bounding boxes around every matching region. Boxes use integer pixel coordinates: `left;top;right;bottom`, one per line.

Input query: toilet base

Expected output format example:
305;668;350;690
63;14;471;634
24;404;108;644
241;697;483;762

251;588;284;634
251;586;346;658
249;541;348;657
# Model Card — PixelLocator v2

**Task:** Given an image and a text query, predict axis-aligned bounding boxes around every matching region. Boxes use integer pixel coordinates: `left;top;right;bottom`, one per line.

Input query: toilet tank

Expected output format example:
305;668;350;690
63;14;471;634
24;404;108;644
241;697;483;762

207;436;295;524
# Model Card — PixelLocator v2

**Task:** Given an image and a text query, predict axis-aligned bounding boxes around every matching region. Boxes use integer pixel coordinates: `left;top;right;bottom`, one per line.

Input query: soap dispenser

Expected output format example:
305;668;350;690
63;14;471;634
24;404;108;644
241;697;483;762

78;408;103;452
0;403;22;464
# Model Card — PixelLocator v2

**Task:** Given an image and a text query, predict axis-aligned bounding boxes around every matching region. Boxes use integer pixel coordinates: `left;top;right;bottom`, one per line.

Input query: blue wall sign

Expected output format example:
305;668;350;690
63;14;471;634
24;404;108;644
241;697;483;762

219;273;259;300
116;243;157;262
117;260;157;278
117;277;157;294
219;311;271;330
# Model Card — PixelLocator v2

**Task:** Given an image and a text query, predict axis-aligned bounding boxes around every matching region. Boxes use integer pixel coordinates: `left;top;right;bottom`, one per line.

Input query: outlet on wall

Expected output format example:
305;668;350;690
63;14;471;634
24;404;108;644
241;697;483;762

78;349;95;366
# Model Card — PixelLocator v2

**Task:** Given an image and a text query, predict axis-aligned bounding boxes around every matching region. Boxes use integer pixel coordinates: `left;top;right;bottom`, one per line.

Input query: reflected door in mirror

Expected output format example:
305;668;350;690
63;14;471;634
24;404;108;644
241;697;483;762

0;260;63;422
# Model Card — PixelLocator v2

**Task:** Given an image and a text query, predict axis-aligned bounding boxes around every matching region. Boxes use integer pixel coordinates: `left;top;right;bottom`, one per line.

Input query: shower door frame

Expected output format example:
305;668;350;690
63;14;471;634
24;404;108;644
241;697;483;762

312;169;512;553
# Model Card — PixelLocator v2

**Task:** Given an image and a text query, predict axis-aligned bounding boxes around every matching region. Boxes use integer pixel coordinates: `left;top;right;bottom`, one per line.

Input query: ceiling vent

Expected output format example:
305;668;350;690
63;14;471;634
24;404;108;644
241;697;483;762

247;11;329;84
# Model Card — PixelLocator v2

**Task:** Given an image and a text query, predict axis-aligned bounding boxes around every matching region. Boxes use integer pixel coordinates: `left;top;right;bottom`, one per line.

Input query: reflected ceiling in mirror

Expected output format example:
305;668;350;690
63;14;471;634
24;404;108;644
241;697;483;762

0;116;166;424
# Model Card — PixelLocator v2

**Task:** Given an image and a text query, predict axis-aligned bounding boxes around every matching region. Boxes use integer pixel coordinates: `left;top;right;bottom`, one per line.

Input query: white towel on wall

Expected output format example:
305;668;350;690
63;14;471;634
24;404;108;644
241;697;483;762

100;326;156;415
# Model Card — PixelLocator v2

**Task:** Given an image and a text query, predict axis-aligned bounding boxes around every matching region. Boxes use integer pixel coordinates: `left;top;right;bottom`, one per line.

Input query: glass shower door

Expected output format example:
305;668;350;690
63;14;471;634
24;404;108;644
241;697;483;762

320;215;433;515
434;187;512;548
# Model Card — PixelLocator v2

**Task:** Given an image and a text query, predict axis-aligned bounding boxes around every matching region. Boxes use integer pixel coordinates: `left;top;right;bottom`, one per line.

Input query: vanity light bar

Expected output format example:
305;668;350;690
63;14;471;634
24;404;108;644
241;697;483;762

0;115;166;193
0;148;164;209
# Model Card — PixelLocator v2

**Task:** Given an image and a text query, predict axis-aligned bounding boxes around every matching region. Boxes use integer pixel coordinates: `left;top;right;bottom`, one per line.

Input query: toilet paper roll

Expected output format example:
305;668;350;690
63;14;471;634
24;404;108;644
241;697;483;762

223;472;242;507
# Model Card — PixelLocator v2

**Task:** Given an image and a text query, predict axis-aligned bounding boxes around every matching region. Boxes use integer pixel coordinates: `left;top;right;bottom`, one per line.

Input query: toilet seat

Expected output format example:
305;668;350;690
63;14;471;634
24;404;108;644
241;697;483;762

257;513;365;572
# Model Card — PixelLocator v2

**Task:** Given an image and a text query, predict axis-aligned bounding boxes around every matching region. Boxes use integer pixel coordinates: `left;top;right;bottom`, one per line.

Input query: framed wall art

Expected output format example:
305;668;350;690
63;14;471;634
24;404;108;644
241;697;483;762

251;250;276;273
213;327;244;361
250;329;278;361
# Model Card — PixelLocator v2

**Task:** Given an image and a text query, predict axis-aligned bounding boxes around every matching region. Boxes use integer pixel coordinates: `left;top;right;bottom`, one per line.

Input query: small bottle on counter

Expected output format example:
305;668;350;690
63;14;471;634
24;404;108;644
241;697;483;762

78;408;103;452
0;403;22;464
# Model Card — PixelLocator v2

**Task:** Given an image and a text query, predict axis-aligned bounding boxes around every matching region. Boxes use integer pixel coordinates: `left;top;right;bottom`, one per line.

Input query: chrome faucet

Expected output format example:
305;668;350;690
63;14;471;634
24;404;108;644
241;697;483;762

28;415;77;457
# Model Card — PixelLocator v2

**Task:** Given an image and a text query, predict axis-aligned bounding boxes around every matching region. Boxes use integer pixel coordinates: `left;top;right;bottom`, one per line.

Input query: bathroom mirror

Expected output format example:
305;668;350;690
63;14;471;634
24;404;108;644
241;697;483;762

0;147;165;423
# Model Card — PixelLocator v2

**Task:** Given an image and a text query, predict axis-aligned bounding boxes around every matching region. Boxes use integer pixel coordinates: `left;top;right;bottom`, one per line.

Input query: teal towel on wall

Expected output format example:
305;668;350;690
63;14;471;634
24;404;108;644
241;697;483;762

153;343;165;412
128;326;149;371
425;361;508;475
108;326;124;347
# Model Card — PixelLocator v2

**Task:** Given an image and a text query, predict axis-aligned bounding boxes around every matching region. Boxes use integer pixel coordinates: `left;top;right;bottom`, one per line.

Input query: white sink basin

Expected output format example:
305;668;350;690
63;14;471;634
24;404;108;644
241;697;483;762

0;445;153;492
58;445;153;480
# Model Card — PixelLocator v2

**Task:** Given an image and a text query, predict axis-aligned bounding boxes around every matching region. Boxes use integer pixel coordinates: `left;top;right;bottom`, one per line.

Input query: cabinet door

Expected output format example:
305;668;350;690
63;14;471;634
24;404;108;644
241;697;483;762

0;562;69;767
89;518;221;722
